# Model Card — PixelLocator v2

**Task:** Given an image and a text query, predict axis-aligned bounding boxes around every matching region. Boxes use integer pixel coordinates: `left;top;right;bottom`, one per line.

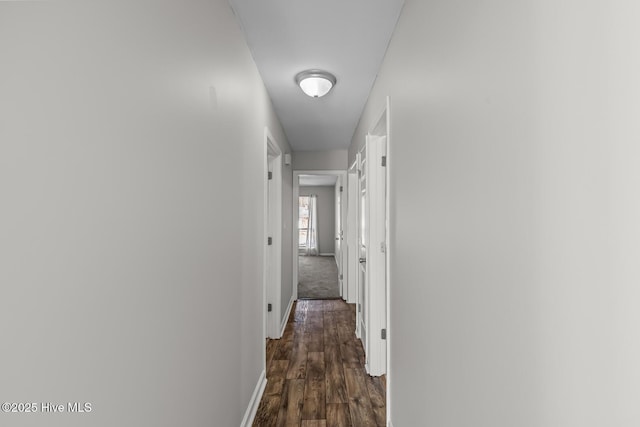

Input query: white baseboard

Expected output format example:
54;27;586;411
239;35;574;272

240;369;266;427
319;252;335;257
279;295;295;337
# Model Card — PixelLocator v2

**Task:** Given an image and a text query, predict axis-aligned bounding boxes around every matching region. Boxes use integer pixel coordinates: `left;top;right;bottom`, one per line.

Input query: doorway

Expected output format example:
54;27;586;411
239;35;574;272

293;170;347;301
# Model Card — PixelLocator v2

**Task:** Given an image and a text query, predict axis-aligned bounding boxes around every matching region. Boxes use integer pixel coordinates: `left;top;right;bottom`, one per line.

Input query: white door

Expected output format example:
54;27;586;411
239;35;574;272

346;163;358;304
365;134;387;376
357;149;367;348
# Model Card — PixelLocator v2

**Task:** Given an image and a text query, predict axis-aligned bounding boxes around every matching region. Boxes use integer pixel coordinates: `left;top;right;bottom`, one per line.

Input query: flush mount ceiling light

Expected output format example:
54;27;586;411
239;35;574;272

295;70;337;98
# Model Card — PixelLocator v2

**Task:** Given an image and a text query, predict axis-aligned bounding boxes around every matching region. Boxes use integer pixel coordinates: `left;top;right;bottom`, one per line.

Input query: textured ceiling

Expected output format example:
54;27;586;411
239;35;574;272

229;0;404;151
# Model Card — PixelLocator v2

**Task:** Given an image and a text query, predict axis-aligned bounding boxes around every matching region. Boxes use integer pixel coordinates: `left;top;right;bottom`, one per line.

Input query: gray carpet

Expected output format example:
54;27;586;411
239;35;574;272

298;255;340;299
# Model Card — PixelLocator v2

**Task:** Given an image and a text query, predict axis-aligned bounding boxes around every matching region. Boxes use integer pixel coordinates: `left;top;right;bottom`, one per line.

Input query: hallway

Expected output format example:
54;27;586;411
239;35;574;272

253;300;385;426
4;2;640;426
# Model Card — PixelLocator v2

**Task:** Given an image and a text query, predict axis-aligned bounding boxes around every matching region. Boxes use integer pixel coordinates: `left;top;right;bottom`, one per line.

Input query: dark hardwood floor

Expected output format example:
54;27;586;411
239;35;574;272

253;299;386;427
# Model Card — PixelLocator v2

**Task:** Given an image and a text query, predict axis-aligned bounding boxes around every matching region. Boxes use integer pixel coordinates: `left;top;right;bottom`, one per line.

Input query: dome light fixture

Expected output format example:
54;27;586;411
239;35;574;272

295;69;337;98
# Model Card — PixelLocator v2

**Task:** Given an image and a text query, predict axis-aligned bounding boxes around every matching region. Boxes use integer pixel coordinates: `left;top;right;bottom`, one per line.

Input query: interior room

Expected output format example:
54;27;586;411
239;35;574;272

297;174;340;299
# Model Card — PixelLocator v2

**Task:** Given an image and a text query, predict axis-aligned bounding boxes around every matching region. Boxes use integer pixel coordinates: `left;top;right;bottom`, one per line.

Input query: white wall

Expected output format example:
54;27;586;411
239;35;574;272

299;186;336;255
351;0;640;425
293;149;348;170
0;2;290;426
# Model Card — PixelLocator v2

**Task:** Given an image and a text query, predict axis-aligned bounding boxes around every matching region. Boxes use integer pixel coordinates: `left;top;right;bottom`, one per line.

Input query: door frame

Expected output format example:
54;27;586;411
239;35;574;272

364;133;387;376
380;96;392;426
361;96;390;378
356;148;366;343
334;176;345;297
292;170;347;301
264;127;282;340
346;161;359;304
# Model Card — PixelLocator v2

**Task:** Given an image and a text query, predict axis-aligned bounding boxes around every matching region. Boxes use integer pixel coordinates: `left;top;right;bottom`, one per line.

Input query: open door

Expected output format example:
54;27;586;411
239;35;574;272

354;98;389;377
364;133;387;376
346;162;358;304
357;148;367;349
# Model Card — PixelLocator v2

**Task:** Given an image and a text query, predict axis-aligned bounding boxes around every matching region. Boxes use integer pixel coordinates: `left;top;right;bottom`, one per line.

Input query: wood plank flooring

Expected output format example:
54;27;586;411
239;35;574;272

253;299;386;427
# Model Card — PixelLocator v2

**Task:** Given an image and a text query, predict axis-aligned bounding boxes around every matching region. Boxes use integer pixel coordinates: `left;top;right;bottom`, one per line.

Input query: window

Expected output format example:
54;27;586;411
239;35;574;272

299;196;310;246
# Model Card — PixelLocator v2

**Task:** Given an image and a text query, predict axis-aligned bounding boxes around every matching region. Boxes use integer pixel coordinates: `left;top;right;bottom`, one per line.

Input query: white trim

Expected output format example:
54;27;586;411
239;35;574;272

355;150;364;340
335;176;346;299
279;295;295;337
264;127;283;341
240;369;267;427
293;170;347;301
339;173;348;301
382;96;392;424
346;160;358;304
319;252;335;257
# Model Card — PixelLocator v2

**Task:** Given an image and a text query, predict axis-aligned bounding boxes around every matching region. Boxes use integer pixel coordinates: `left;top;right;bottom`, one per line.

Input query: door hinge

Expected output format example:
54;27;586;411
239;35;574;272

267;236;272;245
268;171;273;180
267;303;272;312
380;242;386;253
381;329;387;339
340;186;343;192
358;304;361;312
339;274;343;280
381;156;387;167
